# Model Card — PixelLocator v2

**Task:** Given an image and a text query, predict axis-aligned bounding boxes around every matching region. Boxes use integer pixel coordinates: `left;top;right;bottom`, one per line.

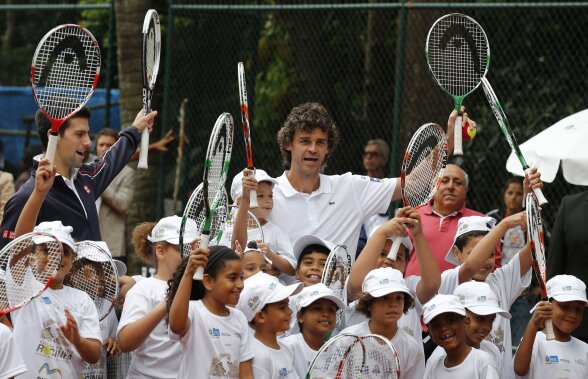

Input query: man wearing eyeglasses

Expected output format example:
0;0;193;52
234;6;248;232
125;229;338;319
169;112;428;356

362;139;389;180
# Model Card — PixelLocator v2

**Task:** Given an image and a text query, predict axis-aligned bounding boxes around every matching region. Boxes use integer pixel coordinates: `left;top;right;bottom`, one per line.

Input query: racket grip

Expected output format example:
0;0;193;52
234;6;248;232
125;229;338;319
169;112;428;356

544;319;555;340
453;115;463;155
387;236;402;261
524;168;548;205
193;234;209;280
247;169;259;208
45;132;58;169
137;129;149;169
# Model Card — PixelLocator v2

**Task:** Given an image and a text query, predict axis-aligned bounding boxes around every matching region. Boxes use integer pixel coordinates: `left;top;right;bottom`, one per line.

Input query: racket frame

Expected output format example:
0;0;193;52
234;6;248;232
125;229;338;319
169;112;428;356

360;334;401;379
238;62;258;208
31;24;101;169
138;9;161;169
305;333;364;379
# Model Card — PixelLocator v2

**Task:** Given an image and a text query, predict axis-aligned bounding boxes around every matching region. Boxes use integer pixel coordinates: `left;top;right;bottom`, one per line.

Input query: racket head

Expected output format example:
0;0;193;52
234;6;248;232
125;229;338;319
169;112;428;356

306;333;364;379
321;244;351;301
400;123;448;207
0;232;63;316
142;9;161;90
360;334;401;378
31;24;101;129
526;193;548;298
238;62;254;168
425;13;490;103
65;241;119;321
203;113;234;207
181;183;229;256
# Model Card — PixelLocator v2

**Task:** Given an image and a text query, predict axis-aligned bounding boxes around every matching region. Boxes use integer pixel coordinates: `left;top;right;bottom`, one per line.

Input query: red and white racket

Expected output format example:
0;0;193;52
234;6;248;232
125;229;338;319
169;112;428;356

238;62;258;208
31;24;101;169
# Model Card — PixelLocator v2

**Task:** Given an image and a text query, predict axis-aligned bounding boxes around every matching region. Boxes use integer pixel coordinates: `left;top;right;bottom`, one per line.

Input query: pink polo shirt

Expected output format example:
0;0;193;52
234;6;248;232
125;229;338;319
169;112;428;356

405;202;502;276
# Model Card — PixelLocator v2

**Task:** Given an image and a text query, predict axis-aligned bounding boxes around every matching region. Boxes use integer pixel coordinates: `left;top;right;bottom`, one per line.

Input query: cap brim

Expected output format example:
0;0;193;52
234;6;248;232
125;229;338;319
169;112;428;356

114;260;127;276
424;308;466;325
33;236;76;253
292;235;334;261
267;282;304;304
552;294;588;304
297;294;346;312
466;304;511;319
444;248;460;266
368;286;413;299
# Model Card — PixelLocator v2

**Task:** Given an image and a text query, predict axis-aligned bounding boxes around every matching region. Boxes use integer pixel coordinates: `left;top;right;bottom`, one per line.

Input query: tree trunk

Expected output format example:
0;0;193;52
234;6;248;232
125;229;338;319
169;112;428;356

115;0;155;275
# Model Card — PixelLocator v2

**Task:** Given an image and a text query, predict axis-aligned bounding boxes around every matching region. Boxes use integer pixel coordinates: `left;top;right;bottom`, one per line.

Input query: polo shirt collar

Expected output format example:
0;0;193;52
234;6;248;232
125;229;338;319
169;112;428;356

425;200;467;217
33;154;80;182
277;171;332;197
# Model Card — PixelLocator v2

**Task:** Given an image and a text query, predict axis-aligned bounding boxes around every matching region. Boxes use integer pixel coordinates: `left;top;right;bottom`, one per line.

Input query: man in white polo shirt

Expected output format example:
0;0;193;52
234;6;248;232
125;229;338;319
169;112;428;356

269;102;468;260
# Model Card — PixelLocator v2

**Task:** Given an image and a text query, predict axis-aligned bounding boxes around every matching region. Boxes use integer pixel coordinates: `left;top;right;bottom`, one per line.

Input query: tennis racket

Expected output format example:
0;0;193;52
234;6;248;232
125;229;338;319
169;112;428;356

65;241;118;321
31;24;101;168
238;62;258;208
137;9;161;169
360;334;401;378
183;113;233;280
387;123;448;260
322;245;351;302
224;205;265;248
526;193;554;340
0;232;62;316
172;98;188;213
306;333;364;379
481;77;548;205
426;13;489;155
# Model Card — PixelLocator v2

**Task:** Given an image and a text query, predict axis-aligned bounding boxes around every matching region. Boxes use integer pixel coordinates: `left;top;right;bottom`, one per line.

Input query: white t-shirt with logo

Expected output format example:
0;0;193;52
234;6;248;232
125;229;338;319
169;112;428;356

439;253;532;379
117;277;181;379
430;339;502;373
339;320;425;378
280;333;318;378
251;338;296;379
515;331;588;379
81;307;118;379
0;323;27;379
172;300;254;378
270;172;396;261
11;286;101;379
424;347;499;379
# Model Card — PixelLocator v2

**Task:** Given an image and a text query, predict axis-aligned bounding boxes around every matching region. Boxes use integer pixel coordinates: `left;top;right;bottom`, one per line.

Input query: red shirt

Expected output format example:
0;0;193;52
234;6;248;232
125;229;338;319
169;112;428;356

404;202;502;276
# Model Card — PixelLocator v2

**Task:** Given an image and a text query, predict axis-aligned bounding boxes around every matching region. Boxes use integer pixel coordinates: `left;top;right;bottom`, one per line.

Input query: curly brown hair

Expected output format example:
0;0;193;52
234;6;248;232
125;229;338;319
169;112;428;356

276;102;340;167
355;292;414;318
131;222;171;268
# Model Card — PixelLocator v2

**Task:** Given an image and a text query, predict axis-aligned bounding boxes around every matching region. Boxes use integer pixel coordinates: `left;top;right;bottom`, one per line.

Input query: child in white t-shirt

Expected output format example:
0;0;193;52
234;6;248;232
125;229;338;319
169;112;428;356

514;275;588;378
281;283;346;378
117;215;198;379
423;294;499;378
339;267;425;378
168;245;255;378
0;321;27;378
237;271;303;378
239;240;270;280
429;281;510;373
226;168;296;281
440;214;534;379
344;206;440;342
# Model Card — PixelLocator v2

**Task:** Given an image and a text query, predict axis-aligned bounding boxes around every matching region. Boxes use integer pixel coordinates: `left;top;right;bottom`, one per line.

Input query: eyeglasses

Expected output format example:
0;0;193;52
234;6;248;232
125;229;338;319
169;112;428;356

363;151;381;158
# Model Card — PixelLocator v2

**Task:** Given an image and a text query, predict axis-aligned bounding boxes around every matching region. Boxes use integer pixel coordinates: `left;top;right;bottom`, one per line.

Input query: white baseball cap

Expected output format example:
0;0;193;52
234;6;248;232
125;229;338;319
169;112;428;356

546;275;587;304
444;216;496;265
33;221;77;252
243;240;271;264
454;281;511;319
423;294;466;324
77;241;127;277
147;215;198;245
230;169;278;202
237;271;303;322
295;283;346;313
361;267;412;299
368;228;413;255
292;234;335;262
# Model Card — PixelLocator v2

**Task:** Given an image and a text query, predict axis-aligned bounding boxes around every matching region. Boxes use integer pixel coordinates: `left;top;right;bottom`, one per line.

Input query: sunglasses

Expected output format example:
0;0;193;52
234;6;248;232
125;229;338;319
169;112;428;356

363;151;381;158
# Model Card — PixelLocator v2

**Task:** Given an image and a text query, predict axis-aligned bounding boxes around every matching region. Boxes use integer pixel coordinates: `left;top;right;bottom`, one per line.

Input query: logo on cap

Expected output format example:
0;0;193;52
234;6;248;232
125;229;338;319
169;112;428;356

248;296;260;311
379;278;390;285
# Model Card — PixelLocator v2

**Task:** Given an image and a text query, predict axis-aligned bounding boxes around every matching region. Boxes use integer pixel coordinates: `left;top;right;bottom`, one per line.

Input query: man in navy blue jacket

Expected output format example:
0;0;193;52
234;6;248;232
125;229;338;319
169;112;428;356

0;106;157;248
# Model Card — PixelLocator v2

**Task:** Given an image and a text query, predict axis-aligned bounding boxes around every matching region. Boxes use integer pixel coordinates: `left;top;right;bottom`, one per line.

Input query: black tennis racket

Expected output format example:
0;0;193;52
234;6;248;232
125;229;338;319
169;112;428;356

388;123;448;260
137;9;161;169
238;62;258;208
0;232;63;316
426;13;489;155
31;24;101;168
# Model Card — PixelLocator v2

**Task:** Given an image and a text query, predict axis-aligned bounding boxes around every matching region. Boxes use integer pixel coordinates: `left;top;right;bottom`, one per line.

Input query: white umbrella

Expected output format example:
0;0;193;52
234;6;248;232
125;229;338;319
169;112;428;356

506;109;588;185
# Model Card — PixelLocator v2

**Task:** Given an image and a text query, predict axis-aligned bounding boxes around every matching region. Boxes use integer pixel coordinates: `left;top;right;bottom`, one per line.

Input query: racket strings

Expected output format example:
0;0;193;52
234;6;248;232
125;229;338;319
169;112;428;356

33;26;100;119
322;246;350;301
0;235;62;312
360;335;401;378
145;27;156;81
223;208;264;246
308;335;364;378
428;15;488;95
205;117;233;202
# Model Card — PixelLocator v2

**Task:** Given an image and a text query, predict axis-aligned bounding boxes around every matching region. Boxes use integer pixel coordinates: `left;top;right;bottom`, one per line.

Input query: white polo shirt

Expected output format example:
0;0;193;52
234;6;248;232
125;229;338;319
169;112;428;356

269;172;396;261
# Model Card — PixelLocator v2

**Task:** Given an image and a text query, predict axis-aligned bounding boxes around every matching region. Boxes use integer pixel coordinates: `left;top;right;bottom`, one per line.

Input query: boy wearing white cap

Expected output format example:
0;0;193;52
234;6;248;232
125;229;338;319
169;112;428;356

429;281;510;373
514;275;588;378
281;283;346;378
10;221;102;379
340;267;425;378
439;213;534;379
345;207;440;343
237;272;303;378
423;294;499;378
226;168;296;281
117;215;198;379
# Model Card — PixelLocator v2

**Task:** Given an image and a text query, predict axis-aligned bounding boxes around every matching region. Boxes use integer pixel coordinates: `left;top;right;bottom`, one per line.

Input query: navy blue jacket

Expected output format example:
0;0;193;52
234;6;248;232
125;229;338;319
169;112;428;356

0;127;141;249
